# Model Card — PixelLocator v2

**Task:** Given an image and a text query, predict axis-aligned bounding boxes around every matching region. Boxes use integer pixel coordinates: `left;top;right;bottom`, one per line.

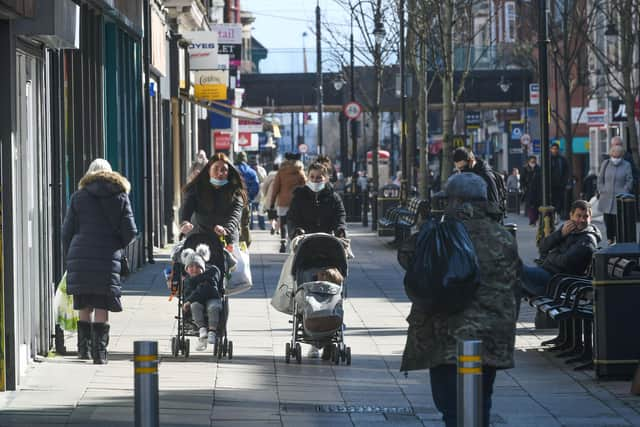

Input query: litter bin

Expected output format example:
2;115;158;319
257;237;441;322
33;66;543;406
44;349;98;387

615;193;636;243
377;184;400;237
343;191;362;222
593;243;640;379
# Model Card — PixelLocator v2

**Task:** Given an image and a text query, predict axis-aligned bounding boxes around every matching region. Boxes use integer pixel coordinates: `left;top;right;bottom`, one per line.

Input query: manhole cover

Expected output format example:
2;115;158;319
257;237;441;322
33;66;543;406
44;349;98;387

280;403;414;415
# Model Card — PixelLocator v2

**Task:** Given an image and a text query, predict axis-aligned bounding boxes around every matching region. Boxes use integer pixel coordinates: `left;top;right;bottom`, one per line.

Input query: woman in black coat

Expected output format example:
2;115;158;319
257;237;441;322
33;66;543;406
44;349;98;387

287;162;347;238
179;152;248;244
62;158;137;364
521;156;542;226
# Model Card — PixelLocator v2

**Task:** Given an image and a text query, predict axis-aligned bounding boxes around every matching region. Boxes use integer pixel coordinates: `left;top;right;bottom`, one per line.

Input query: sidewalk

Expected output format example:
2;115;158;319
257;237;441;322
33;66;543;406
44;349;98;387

0;221;638;426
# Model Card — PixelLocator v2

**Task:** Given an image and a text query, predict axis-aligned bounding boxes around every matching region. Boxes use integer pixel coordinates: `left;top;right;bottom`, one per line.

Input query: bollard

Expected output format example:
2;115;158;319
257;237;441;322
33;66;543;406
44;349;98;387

362;190;370;227
615;193;636;243
457;340;483;427
134;341;159;427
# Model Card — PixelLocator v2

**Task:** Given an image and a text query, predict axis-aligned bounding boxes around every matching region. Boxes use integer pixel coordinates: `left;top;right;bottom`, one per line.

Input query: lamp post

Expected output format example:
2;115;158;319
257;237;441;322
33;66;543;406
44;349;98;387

316;3;324;154
349;5;358;179
371;1;385;229
398;0;408;202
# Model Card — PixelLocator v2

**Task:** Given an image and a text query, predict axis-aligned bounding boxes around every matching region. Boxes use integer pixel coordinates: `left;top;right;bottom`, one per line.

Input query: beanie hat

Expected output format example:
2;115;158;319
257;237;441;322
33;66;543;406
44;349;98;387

87;158;112;174
180;244;211;271
443;172;487;201
452;147;471;163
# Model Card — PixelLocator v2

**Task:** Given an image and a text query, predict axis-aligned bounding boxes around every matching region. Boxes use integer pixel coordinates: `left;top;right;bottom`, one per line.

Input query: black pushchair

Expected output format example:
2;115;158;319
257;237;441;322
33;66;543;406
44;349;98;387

168;232;232;359
285;233;351;364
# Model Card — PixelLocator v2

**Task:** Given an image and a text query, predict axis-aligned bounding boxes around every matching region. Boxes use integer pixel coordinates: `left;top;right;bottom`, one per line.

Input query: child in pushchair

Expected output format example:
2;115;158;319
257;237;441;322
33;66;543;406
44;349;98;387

168;232;233;358
181;244;223;351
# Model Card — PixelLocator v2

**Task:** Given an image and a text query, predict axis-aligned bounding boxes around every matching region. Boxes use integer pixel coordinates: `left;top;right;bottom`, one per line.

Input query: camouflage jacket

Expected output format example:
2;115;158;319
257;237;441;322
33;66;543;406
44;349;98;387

401;202;521;372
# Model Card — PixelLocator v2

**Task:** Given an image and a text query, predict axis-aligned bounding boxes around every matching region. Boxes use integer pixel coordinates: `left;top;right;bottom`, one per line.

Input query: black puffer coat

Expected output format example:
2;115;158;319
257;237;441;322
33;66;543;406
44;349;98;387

286;184;346;237
540;223;602;275
183;266;223;305
62;171;137;296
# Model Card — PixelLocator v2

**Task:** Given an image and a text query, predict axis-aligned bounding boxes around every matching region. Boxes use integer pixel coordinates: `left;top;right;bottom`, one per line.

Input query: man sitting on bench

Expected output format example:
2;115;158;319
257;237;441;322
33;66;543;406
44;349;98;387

522;200;602;297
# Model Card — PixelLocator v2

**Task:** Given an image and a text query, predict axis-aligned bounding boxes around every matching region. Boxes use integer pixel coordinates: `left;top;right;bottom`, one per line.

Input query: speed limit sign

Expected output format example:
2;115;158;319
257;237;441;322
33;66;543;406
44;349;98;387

343;101;363;120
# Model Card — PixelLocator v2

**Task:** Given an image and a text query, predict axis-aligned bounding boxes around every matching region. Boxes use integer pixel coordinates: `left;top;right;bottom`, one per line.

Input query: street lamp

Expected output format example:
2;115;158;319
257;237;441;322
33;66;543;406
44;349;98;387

333;76;346;91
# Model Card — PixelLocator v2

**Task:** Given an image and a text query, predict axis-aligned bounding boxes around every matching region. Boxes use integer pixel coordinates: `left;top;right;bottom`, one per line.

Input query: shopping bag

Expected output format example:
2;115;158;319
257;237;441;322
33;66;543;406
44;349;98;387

271;251;296;314
54;272;79;332
589;196;602;219
226;241;253;296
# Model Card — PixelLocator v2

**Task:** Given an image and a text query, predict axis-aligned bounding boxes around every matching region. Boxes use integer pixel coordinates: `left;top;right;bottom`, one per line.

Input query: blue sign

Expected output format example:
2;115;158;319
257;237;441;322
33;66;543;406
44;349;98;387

209;101;231;130
510;122;524;141
532;139;541;154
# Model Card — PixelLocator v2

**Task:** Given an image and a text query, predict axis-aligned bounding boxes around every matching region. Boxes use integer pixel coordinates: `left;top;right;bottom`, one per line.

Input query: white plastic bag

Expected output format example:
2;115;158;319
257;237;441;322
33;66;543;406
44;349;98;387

271;251;296;314
589;196;602;219
54;272;78;332
226;242;252;296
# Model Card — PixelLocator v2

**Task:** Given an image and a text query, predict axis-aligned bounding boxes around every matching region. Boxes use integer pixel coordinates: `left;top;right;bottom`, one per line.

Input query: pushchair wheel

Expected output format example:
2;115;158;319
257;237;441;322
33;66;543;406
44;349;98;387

227;340;233;360
183;338;190;358
295;343;302;364
285;343;291;364
216;337;224;359
331;345;340;365
171;337;179;357
345;347;352;365
321;344;332;361
222;337;228;356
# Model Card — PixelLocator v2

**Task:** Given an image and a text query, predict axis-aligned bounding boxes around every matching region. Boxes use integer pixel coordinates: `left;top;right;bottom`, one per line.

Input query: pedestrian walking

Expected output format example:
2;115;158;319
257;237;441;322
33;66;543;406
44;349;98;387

235;151;262;231
269;153;306;253
62;158;138;364
260;163;280;235
597;145;633;245
401;173;520;427
521;156;542;226
180;153;246;245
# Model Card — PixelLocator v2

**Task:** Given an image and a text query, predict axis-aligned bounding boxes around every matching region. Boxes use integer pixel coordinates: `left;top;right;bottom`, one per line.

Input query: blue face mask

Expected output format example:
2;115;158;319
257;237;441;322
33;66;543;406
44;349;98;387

210;177;228;187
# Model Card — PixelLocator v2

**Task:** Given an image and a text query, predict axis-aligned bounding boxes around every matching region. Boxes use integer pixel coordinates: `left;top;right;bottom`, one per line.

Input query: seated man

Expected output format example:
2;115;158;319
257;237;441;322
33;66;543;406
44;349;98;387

522;199;602;297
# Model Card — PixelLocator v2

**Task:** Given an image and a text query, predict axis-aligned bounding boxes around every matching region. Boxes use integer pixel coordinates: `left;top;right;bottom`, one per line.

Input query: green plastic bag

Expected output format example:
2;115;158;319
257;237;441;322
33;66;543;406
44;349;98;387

54;272;78;331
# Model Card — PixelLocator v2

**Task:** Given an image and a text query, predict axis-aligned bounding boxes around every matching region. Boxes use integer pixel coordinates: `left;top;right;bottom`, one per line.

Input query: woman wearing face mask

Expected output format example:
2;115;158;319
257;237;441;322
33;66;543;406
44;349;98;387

180;153;247;244
597;145;633;245
287;162;347;239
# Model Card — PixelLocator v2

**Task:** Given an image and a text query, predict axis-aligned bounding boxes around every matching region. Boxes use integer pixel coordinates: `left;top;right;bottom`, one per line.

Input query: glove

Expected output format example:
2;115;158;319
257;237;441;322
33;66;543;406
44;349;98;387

293;228;306;238
335;229;346;238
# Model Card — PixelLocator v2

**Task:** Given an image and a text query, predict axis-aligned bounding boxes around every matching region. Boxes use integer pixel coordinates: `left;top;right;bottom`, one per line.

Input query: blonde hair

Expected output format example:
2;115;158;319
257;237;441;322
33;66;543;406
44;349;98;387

87;158;112;174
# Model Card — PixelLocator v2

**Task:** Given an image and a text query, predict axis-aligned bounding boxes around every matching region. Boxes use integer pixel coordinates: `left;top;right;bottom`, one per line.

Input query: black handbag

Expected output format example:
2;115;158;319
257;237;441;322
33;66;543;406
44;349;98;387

120;255;130;277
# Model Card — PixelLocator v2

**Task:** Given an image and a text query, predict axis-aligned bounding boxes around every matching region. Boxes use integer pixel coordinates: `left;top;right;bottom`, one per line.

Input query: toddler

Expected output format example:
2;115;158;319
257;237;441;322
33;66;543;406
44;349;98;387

181;244;223;351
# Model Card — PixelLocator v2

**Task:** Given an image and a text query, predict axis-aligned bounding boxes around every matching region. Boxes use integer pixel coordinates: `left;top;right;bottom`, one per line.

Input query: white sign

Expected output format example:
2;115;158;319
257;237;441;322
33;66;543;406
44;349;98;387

343;101;363;120
238;108;263;133
298;143;309;153
520;133;531;146
529;83;539;105
571;107;588;124
238;133;259;151
194;70;228;86
587;110;607;127
213;24;242;44
183;31;219;70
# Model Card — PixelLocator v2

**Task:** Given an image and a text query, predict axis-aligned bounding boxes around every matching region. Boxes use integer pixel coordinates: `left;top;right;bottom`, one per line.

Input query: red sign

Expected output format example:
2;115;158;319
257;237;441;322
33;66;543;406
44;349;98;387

343;101;363;120
214;131;232;151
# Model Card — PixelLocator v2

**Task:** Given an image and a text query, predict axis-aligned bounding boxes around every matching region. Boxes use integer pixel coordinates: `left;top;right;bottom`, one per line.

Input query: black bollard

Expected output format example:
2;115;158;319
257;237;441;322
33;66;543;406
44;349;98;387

615;193;637;243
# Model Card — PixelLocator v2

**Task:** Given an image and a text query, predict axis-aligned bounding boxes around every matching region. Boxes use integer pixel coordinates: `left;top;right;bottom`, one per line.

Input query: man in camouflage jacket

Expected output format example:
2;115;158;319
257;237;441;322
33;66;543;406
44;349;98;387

401;173;521;427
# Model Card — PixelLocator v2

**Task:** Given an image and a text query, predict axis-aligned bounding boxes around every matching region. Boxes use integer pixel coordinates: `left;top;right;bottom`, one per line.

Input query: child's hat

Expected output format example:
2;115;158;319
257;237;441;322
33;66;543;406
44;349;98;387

180;244;210;271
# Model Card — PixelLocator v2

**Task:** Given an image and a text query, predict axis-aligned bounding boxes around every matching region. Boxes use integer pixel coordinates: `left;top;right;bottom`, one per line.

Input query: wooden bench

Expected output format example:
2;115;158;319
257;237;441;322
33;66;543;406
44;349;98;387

379;197;428;245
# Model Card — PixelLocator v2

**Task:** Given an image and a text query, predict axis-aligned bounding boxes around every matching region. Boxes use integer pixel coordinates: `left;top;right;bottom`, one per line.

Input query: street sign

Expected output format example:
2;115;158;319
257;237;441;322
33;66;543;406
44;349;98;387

529;83;539;105
611;99;627;122
343;101;363;120
520;133;531;147
587;110;606;127
298;143;308;154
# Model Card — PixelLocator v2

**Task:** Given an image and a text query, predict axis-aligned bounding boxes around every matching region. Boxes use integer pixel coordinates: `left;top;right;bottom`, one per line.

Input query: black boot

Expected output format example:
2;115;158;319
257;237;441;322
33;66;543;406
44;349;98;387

279;240;286;253
91;323;110;365
77;321;92;360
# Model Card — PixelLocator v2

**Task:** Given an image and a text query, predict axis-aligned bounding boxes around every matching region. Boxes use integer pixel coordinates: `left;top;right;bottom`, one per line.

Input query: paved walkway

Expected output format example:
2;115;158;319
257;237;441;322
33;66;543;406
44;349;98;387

0;214;639;426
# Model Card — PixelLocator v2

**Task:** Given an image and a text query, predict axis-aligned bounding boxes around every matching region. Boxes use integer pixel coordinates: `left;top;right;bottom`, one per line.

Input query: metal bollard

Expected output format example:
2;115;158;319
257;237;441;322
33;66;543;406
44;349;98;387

457;340;483;427
134;341;159;427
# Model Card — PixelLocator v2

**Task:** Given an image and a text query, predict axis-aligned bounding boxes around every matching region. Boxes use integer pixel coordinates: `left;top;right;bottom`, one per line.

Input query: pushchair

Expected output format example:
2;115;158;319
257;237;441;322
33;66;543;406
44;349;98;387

284;233;351;365
168;232;232;359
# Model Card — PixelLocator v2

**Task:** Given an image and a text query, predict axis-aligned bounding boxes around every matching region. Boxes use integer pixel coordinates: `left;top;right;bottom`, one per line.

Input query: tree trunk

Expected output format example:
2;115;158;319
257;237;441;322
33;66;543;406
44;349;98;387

417;42;429;199
440;0;455;183
406;0;417;191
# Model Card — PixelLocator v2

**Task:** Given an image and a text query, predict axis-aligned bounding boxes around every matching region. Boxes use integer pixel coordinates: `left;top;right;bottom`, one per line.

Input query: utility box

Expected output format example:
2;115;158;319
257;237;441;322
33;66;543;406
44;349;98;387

377;185;400;237
593;243;640;379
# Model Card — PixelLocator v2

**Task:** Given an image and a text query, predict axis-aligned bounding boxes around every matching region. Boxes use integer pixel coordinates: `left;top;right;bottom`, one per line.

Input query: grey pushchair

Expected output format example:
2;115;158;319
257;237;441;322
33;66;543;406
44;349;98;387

285;233;351;364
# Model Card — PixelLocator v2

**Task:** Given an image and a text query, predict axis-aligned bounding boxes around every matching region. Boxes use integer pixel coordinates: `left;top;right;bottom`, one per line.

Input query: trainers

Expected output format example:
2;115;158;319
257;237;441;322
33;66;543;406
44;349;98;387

196;337;207;351
307;346;320;359
198;327;208;339
270;227;276;235
207;331;216;344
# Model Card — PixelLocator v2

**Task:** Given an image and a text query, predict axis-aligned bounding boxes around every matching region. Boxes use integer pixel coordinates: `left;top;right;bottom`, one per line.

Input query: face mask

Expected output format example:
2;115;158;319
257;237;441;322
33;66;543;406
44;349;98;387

306;182;325;192
529;162;536;168
610;157;622;165
210;177;228;187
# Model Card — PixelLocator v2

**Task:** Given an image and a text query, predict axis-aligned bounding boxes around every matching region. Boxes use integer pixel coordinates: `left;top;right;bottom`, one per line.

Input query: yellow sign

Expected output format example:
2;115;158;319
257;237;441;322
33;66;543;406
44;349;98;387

194;84;227;101
453;136;465;148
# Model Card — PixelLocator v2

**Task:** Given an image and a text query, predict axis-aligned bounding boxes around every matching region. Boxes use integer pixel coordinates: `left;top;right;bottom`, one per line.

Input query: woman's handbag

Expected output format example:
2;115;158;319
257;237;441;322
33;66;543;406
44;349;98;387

120;255;130;277
225;241;252;296
54;272;79;332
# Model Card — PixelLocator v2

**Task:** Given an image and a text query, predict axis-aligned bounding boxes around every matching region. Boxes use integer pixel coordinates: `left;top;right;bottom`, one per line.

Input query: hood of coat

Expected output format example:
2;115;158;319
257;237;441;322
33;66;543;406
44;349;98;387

79;170;131;197
572;223;602;244
279;159;304;174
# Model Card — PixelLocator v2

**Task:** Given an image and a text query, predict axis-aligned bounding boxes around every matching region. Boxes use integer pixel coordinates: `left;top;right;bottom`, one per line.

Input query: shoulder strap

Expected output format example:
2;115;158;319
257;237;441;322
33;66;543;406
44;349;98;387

601;159;609;185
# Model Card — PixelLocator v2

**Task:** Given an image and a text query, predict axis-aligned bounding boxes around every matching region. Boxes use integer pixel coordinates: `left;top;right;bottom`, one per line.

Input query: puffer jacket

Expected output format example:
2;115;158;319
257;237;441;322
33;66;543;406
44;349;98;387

401;202;520;372
270;160;306;209
180;179;244;244
540;223;602;275
62;171;137;296
183;266;223;305
286;184;346;237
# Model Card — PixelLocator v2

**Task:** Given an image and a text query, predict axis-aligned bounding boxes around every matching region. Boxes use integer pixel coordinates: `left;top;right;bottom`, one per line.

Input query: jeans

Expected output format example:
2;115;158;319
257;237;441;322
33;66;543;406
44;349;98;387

191;299;222;330
603;213;616;242
521;265;553;297
429;364;497;427
249;202;265;230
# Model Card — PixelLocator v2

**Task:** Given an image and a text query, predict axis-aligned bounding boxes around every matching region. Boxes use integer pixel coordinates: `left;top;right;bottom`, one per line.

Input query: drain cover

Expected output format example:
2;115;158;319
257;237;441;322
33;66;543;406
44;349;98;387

281;403;414;415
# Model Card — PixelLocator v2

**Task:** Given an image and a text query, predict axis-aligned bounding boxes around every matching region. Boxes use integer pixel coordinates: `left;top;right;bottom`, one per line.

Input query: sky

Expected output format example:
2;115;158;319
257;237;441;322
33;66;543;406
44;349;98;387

242;0;352;73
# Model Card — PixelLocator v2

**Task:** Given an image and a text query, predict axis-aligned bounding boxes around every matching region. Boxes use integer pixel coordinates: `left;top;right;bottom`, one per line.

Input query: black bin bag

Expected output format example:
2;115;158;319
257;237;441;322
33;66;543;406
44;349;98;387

403;218;480;314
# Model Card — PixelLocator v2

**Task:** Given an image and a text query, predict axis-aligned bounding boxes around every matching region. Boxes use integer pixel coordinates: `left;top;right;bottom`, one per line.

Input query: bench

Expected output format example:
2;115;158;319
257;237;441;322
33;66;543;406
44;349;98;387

379;197;428;246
